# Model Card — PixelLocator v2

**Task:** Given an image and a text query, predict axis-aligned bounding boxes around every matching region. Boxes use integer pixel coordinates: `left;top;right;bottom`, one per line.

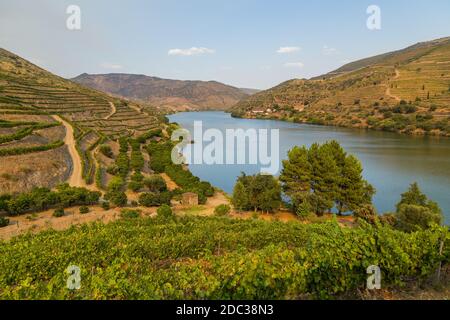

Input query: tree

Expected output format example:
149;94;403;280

99;144;113;158
214;204;231;216
308;143;339;215
279;146;312;212
143;175;167;193
232;180;248;212
336;155;374;214
105;191;127;207
394;182;443;232
231;173;281;213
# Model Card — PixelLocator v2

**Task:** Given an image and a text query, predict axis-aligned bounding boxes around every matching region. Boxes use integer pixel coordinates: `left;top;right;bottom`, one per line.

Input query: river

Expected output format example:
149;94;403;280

168;111;450;223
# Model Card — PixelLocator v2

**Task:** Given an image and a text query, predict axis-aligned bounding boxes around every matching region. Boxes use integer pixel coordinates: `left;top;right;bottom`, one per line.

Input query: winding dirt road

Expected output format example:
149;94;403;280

52;115;87;188
385;69;401;102
104;102;116;120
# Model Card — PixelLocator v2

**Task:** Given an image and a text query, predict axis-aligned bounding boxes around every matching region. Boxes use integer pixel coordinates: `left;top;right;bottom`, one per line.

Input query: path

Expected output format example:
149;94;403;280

52;115;88;189
385;69;401;102
104;102;116;120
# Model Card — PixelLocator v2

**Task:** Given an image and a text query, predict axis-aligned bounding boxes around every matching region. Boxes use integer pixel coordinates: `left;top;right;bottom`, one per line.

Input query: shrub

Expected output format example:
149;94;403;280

99;144;113;158
157;204;173;219
120;209;140;219
53;208;65;218
143;175;167;192
139;192;172;207
214;204;231;216
128;181;143;192
79;206;89;214
0;216;9;228
105;191;127;207
101;201;110;210
394;183;443;232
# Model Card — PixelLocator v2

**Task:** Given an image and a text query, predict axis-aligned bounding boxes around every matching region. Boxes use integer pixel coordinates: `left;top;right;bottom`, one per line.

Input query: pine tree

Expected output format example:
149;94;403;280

395;182;443;232
279;146;312;211
336;155;374;214
232;180;248;212
308;143;339;215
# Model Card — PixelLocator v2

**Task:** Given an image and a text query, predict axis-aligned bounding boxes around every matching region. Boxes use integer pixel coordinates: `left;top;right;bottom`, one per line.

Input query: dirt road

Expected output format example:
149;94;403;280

52;115;87;188
385;69;401;102
104;102;116;120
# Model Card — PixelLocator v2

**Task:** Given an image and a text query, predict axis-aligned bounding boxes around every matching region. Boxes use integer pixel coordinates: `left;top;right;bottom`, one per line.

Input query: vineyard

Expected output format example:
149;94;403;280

0;215;448;299
0;48;164;193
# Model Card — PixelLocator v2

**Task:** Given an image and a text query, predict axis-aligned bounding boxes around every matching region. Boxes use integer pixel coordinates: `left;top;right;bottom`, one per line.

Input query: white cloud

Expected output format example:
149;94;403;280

323;45;339;56
168;47;215;56
260;65;272;71
284;62;304;68
277;46;301;54
100;62;124;70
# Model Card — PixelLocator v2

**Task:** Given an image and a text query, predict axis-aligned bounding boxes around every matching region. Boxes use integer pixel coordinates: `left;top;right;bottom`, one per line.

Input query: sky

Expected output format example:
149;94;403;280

1;0;450;89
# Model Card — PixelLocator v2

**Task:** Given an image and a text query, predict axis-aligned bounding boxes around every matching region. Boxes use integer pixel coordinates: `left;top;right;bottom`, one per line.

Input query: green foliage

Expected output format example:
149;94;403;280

139;192;172;207
280;141;374;216
101;201;110;211
79;206;90;214
157;204;173;219
0;140;64;157
143;175;167;192
2;184;100;216
53;208;65;218
104;191;127;208
99;144;113;158
232;173;281;213
394;183;443;232
128;181;143;192
214;204;231;216
0;216;447;299
0;216;9;228
120;209;140;219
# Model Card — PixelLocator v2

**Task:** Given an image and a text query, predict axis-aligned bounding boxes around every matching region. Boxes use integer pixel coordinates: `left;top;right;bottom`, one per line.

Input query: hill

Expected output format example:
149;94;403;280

0;48;163;193
232;37;450;136
72;73;250;111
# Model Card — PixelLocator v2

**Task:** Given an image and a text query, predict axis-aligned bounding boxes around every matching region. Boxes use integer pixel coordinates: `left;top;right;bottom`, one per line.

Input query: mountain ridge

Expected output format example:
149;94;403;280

231;37;450;137
72;73;252;111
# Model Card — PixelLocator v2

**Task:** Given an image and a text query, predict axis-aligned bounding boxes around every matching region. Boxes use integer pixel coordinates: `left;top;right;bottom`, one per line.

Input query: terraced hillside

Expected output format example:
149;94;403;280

0;48;163;193
232;37;450;136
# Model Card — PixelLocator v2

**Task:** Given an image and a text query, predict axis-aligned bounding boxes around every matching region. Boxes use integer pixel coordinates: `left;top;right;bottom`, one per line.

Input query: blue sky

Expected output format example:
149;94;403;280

1;0;450;89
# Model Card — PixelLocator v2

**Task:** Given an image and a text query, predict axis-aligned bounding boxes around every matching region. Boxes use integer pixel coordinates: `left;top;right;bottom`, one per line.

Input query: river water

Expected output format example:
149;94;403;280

168;111;450;223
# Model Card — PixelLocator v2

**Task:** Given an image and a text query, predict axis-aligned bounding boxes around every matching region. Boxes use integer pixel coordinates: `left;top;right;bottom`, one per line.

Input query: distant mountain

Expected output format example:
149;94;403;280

72;73;250;111
239;88;261;95
232;37;450;137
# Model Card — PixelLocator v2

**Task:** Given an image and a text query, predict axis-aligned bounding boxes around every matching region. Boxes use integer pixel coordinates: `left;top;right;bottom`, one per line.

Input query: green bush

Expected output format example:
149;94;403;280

214;204;231;216
2;184;100;216
99;144;113;158
120;209;140;219
157;204;173;219
0;216;9;228
139;192;172;207
128;181;143;192
105;191;128;207
53;208;65;218
143;175;167;192
79;206;89;214
101;201;110;211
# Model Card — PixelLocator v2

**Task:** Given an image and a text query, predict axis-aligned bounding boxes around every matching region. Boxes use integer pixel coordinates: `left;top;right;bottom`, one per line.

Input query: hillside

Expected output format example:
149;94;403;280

72;73;250;111
232;37;450;136
0;48;163;193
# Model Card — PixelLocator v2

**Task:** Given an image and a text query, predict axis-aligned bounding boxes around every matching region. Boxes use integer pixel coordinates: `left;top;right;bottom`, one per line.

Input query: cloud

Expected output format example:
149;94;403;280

323;45;339;56
284;62;304;68
100;62;124;70
260;65;272;71
168;47;215;56
277;46;301;54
